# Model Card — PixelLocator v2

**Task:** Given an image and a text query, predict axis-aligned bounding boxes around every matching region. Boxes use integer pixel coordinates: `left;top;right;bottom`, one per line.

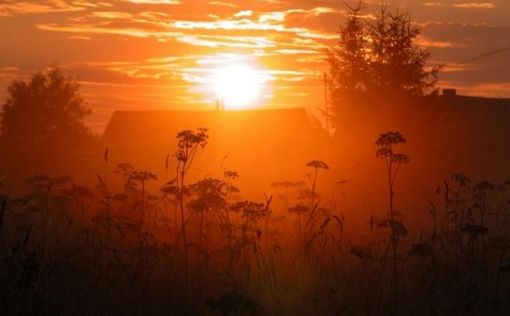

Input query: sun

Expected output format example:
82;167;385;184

211;64;264;110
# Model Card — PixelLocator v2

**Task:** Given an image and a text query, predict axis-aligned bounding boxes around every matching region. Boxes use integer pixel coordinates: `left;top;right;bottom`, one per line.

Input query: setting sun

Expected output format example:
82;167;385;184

211;64;265;110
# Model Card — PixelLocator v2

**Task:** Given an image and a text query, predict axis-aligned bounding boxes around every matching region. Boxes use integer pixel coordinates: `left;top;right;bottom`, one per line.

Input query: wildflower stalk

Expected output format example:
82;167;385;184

375;131;409;303
174;128;208;285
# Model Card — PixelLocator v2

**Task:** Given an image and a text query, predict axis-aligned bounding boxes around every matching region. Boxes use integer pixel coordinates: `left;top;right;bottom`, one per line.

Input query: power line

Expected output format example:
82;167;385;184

458;44;510;64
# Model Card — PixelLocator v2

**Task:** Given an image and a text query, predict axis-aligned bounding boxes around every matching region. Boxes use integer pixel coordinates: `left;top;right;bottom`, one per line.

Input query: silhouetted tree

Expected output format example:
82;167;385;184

327;3;442;118
370;6;441;97
327;2;370;108
0;67;92;180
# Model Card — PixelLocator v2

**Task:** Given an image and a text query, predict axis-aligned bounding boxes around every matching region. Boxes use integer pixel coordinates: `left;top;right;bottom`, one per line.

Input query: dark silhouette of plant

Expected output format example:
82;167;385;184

471;181;495;228
409;242;434;259
375;131;409;290
448;173;473;250
350;245;374;261
288;161;328;254
429;173;499;267
103;147;109;188
164;153;170;183
187;177;228;248
187;178;227;213
229;199;272;272
207;290;262;316
174;127;208;284
271;180;302;211
2;228;40;312
224;170;239;180
114;162;136;192
231;201;271;221
305;160;329;198
288;204;310;215
223;170;240;202
130;170;157;228
0;198;6;236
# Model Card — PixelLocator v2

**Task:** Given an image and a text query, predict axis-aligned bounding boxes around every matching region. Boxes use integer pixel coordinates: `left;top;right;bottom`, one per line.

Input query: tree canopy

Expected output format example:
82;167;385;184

327;4;442;112
0;67;92;179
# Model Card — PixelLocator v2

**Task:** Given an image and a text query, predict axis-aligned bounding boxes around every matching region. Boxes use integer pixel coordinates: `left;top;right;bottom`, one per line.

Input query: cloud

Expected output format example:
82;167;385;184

234;10;254;17
36;4;338;49
176;34;276;48
209;1;237;8
89;11;134;19
424;2;496;9
37;23;182;39
416;35;471;48
119;0;181;4
454;2;496;8
0;0;88;17
67;35;92;40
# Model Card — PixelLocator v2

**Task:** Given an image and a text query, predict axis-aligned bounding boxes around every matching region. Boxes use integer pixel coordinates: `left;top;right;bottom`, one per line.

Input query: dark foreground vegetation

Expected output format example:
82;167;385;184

1;126;510;316
2;4;510;315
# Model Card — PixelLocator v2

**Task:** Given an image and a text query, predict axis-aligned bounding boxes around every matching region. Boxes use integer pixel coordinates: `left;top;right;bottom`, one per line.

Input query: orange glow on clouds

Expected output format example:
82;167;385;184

1;0;509;131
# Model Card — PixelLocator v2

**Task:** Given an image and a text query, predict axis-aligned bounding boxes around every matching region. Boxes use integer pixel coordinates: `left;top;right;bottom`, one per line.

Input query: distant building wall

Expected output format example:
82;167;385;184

442;88;457;97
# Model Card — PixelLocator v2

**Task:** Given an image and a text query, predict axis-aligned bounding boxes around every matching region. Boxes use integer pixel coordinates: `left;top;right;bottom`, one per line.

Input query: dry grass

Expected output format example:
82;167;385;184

1;130;510;316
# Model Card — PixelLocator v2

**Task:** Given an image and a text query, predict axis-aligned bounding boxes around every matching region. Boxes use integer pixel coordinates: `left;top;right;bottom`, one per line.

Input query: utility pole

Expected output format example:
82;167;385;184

215;97;225;111
216;97;225;112
323;72;330;135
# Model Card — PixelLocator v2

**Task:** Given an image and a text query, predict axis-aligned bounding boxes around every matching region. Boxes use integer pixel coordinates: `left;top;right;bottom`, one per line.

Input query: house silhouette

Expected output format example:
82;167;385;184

100;94;510;228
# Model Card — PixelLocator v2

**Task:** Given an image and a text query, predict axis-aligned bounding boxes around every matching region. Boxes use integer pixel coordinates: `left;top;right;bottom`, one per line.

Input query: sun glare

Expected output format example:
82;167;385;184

212;64;264;110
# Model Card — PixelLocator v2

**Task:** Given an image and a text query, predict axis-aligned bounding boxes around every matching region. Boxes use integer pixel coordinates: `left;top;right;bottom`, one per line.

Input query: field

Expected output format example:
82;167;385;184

1;127;510;316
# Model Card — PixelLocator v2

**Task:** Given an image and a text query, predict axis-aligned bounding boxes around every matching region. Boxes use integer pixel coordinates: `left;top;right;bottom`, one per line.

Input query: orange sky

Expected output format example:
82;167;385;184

1;0;509;132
